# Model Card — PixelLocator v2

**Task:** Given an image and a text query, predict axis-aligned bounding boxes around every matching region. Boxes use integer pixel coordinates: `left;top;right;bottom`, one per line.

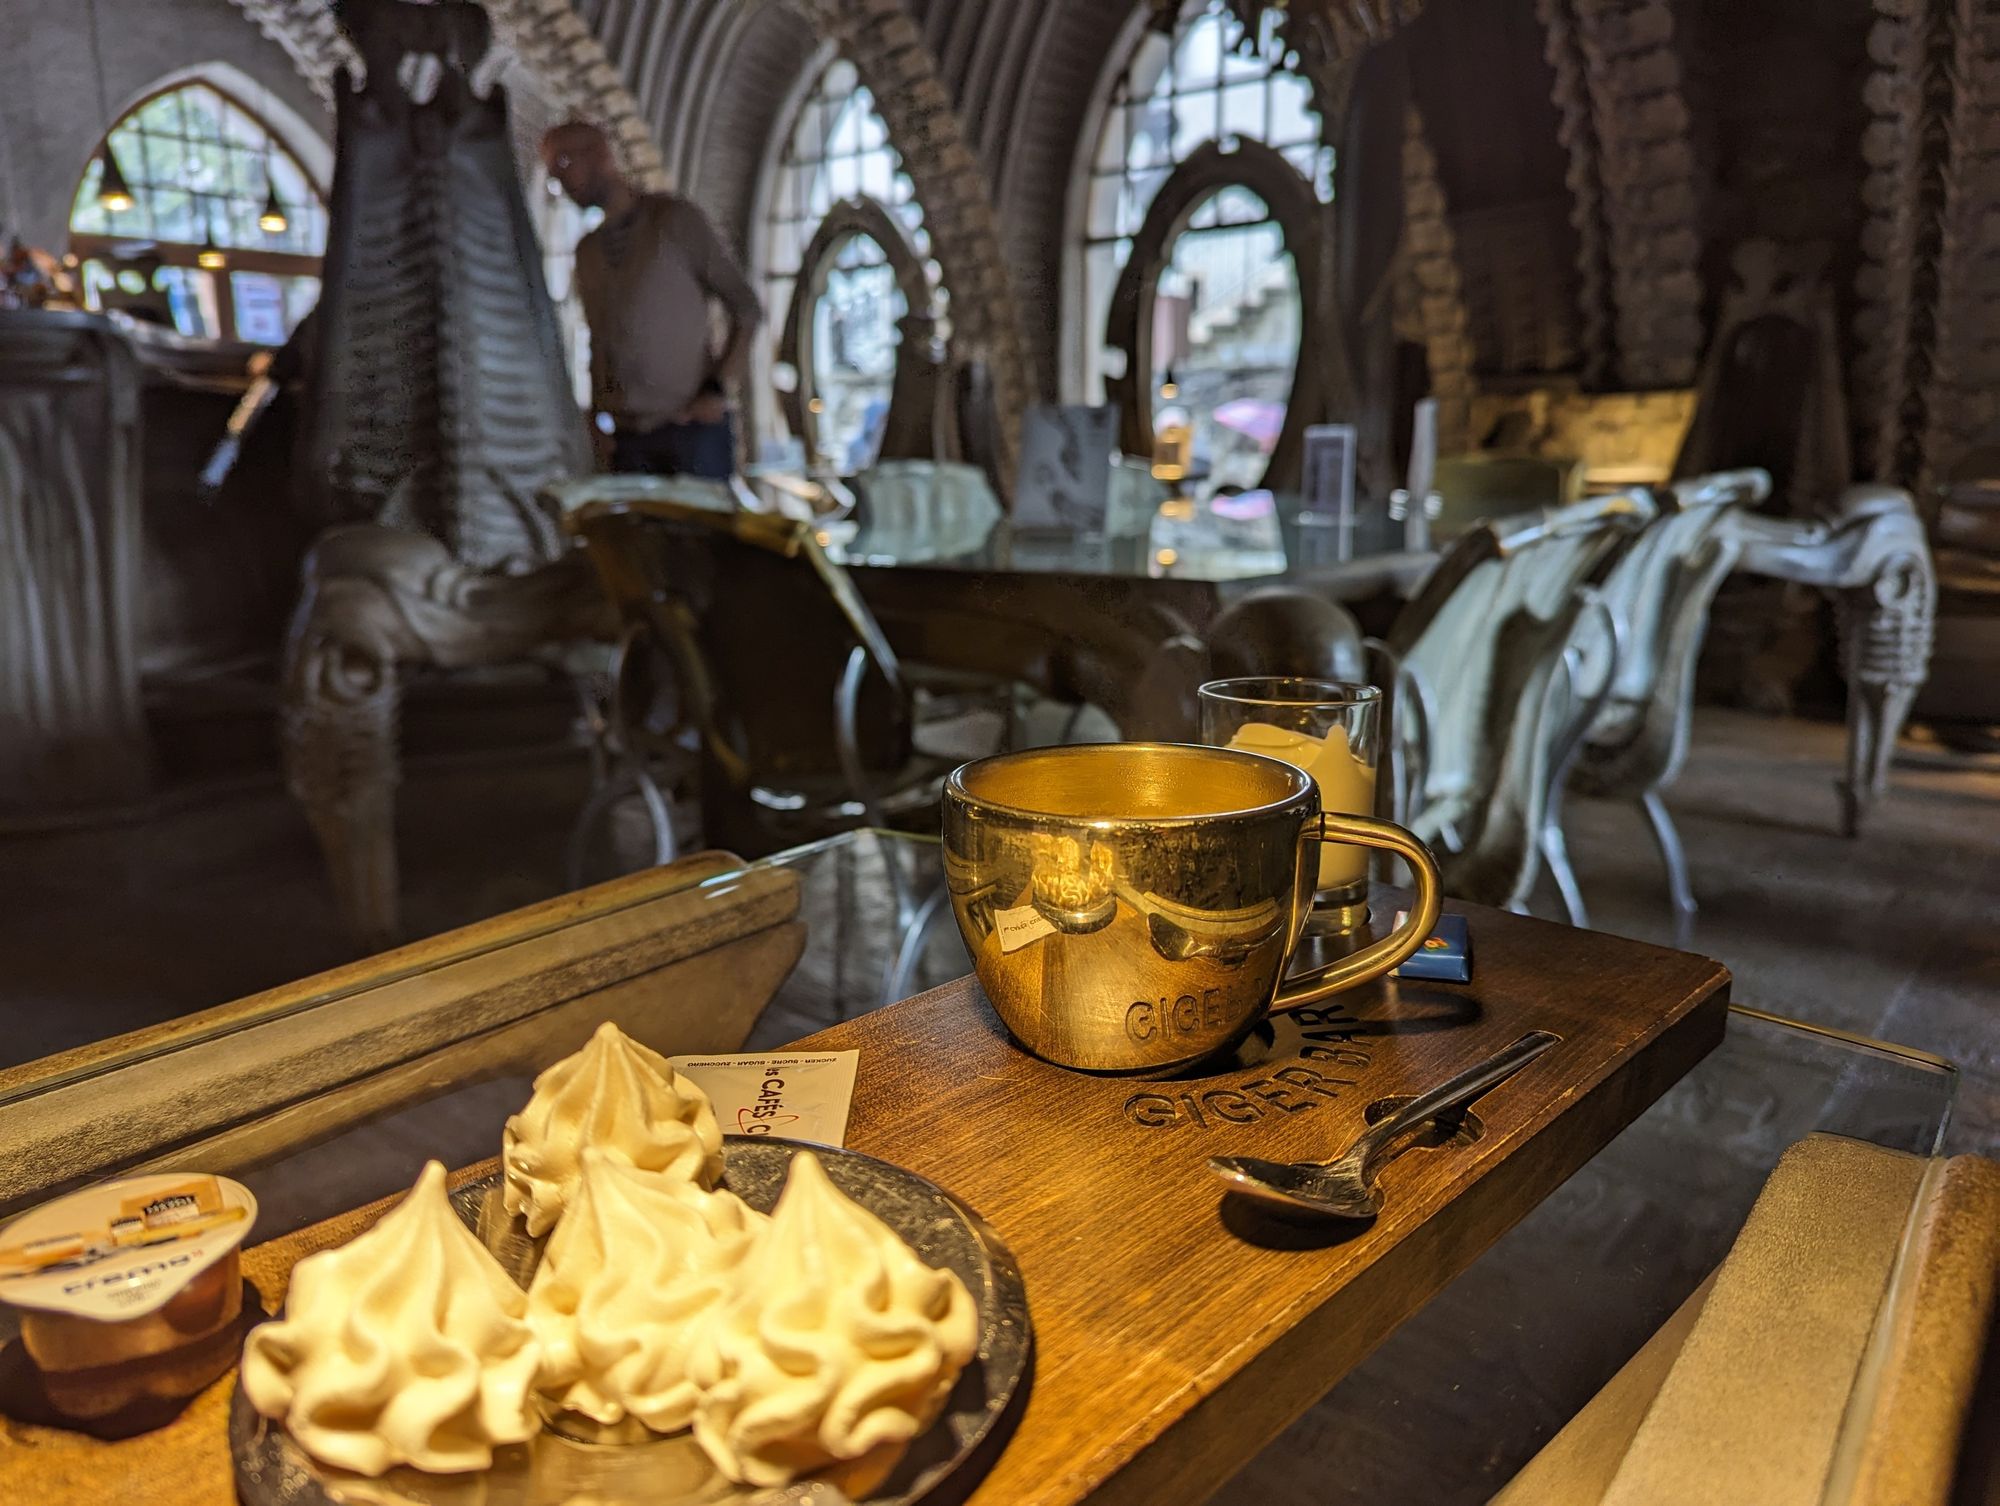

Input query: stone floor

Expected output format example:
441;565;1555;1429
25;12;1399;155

1208;709;2000;1506
1538;711;1999;1157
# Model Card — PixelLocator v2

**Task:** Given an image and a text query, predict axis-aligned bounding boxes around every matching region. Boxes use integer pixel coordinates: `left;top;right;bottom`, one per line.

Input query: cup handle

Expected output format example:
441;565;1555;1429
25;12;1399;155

1271;813;1443;1012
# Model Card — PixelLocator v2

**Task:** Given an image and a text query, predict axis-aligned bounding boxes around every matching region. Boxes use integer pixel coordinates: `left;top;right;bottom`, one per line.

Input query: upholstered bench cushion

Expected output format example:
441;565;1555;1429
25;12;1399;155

1493;1133;2000;1506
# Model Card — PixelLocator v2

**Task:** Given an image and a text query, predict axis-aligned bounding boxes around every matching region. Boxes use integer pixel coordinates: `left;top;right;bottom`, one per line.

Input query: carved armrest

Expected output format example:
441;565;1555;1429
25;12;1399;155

1725;484;1934;594
1555;586;1624;758
1723;486;1938;835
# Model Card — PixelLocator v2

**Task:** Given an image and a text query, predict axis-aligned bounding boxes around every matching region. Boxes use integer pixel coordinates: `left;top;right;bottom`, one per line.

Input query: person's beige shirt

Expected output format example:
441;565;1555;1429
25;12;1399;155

574;194;762;432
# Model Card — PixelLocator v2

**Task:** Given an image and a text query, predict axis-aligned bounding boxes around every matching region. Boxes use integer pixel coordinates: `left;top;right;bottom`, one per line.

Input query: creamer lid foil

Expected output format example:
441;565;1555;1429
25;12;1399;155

0;1174;257;1321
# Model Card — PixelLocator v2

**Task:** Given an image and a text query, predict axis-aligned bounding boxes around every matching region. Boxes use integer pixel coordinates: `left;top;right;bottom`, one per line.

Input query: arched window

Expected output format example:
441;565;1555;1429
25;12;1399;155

1078;0;1329;488
1151;185;1302;492
762;58;937;473
68;81;327;345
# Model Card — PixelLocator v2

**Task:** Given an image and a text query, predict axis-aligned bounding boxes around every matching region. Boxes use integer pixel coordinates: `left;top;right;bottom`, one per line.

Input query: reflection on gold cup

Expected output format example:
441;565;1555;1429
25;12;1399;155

1027;832;1118;930
941;743;1442;1073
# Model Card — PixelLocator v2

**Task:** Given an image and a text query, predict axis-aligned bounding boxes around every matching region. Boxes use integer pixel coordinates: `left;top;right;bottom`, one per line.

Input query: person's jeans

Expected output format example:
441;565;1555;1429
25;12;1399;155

610;415;736;480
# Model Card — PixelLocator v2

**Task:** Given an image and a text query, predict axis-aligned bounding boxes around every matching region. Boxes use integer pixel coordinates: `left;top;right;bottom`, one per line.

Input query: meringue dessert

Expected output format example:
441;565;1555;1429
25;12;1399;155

503;1021;724;1236
528;1149;765;1433
240;1161;542;1476
689;1151;979;1488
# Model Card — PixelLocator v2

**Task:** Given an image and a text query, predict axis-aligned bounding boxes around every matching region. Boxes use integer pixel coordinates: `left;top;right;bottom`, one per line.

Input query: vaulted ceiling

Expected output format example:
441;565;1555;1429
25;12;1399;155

216;0;2000;494
561;0;1143;398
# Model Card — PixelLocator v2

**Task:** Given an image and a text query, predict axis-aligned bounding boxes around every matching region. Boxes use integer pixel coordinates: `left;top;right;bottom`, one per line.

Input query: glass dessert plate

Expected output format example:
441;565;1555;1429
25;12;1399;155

229;1138;1032;1506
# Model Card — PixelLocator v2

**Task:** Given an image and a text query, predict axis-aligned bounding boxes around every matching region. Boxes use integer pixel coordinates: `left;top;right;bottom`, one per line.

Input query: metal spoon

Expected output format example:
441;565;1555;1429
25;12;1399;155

1208;1030;1560;1219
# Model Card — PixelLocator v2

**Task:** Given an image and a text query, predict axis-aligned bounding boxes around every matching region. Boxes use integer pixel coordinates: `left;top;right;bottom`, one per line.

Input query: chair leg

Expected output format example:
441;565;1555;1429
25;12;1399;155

284;643;403;951
834;645;887;829
1642;788;1697;948
881;883;951;1009
566;758;676;890
1839;678;1918;838
1534;771;1589;929
1540;822;1590;929
630;759;677;866
566;778;617;892
301;781;400;953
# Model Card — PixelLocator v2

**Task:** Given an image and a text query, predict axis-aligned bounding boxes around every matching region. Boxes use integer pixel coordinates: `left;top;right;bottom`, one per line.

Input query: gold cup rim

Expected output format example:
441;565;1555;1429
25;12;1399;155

945;741;1315;828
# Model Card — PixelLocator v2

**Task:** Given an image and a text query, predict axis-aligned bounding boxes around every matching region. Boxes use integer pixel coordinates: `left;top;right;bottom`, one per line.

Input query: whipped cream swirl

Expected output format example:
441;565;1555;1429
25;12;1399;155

688;1151;979;1487
502;1021;722;1236
528;1150;764;1432
240;1161;542;1476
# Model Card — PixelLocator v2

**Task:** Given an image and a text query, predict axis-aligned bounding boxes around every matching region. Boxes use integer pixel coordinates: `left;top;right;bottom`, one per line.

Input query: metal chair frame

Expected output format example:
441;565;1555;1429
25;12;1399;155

565;498;956;1003
563;623;680;890
566;496;921;833
1561;468;1771;942
1375;491;1656;917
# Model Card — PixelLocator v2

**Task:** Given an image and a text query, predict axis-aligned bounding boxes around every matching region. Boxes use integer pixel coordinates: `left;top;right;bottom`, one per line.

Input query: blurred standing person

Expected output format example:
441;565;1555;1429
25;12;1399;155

541;121;762;479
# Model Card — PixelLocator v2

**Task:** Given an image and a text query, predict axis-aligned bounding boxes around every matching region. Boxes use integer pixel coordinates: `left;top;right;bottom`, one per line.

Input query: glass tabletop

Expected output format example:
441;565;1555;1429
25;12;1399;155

0;834;965;1237
546;468;1438;592
824;508;1439;593
0;831;1959;1494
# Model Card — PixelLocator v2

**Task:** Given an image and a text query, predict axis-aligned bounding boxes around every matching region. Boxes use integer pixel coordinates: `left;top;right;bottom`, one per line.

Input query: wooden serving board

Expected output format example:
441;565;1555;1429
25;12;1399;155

0;898;1727;1506
791;900;1730;1506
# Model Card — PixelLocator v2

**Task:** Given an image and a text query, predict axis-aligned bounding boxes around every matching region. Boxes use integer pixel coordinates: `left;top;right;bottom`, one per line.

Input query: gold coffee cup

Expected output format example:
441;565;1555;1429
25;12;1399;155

941;743;1442;1072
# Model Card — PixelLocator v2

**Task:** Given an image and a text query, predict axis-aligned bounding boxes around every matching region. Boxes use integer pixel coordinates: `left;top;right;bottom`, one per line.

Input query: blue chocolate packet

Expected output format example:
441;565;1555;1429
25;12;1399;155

1390;911;1472;983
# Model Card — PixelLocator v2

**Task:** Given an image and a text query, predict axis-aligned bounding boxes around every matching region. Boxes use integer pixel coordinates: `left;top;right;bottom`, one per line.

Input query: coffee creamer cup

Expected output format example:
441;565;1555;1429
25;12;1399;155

0;1174;257;1321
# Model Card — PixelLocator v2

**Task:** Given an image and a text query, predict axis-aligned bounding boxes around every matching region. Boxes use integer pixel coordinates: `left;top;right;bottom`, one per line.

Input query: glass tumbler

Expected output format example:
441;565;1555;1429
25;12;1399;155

1198;677;1384;933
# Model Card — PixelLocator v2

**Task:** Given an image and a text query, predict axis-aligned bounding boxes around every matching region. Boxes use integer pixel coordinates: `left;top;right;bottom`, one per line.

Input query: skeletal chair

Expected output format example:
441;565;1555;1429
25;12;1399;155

1725;488;1936;836
1208;589;1369;684
568;497;999;1003
1383;492;1654;917
1674;241;1935;834
1560;470;1771;942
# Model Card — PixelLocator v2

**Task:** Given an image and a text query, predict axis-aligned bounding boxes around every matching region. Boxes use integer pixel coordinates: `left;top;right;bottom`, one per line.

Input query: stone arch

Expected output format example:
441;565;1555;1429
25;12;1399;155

482;0;668;191
226;0;671;191
1070;0;1477;471
777;195;944;465
1236;0;1705;398
790;0;1031;498
99;58;334;190
1101;138;1328;490
222;0;358;104
1854;0;2000;494
1399;104;1475;456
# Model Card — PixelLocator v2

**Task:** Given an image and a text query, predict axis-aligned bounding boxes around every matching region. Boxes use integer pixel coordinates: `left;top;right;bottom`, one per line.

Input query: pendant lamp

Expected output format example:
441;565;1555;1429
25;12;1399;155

97;144;135;213
258;178;288;235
